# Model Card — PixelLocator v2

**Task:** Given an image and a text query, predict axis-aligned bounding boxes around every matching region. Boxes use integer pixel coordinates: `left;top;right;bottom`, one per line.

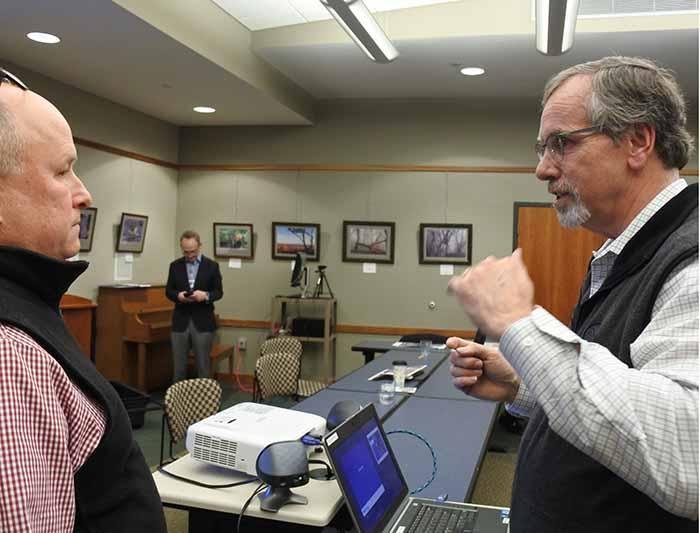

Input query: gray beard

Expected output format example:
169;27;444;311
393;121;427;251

554;190;591;228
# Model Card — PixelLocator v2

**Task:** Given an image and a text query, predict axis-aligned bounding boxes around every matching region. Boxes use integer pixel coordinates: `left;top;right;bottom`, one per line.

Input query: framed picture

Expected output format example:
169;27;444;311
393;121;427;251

342;221;395;264
78;207;97;252
213;222;254;259
116;213;149;253
272;222;320;261
419;223;472;265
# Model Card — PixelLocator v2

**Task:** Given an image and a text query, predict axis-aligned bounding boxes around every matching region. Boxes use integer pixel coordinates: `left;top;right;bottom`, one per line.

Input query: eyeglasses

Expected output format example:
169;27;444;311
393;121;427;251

535;126;603;162
0;68;28;91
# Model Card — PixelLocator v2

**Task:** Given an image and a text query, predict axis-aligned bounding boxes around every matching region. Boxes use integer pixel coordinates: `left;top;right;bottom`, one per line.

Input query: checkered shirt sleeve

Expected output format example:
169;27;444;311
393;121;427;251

0;324;106;532
500;257;699;520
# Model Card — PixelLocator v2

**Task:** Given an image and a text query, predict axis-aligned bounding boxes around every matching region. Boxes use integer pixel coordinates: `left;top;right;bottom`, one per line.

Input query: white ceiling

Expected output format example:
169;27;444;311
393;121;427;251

0;0;312;126
0;0;696;127
256;29;699;103
211;0;461;31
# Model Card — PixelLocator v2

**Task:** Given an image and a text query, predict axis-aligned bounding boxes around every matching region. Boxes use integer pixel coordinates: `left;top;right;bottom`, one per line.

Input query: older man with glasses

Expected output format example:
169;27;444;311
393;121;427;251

448;56;698;532
0;68;166;532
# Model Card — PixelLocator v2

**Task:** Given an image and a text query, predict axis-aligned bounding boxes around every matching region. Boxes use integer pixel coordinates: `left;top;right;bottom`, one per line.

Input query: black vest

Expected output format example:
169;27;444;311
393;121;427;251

0;246;166;533
511;184;699;533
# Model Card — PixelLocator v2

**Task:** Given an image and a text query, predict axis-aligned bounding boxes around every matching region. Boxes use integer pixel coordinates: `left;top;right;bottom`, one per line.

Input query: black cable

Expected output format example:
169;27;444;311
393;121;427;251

156;465;258;489
237;482;267;533
308;458;334;479
386;429;437;494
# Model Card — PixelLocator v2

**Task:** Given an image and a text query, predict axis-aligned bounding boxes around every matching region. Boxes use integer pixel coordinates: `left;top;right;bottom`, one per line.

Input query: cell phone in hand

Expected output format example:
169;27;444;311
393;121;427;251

184;289;193;297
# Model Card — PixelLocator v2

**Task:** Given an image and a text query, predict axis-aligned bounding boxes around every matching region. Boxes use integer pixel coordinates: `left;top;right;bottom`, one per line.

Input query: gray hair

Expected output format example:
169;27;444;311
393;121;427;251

542;56;694;170
0;100;23;176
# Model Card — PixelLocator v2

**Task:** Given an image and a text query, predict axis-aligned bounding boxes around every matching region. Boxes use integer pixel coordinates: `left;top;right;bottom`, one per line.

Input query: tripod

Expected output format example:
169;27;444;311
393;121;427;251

313;265;334;298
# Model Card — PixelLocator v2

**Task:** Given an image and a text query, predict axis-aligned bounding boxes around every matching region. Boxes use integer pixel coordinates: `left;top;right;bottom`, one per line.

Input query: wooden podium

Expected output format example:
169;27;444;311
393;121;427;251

59;294;97;361
95;284;173;392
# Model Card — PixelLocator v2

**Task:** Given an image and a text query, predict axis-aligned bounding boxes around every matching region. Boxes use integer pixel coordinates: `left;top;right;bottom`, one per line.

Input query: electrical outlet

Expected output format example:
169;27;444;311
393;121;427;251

237;337;247;351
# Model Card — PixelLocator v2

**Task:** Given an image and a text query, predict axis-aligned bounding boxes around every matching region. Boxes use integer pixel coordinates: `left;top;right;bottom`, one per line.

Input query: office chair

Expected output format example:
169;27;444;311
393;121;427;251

253;337;326;402
159;378;222;466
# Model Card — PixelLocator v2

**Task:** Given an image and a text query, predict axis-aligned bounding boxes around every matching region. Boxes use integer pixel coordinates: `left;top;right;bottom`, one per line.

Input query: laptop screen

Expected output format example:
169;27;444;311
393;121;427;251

325;404;408;533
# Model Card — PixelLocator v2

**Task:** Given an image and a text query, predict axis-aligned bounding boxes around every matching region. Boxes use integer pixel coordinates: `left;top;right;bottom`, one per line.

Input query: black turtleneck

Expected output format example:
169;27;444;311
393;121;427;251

0;246;166;533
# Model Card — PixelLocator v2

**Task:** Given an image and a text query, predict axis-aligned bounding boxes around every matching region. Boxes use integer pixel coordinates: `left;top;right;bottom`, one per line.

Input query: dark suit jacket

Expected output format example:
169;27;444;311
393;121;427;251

165;255;223;332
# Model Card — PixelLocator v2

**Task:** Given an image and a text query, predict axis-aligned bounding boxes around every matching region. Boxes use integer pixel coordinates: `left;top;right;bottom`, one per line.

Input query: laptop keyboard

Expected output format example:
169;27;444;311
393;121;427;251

403;502;478;533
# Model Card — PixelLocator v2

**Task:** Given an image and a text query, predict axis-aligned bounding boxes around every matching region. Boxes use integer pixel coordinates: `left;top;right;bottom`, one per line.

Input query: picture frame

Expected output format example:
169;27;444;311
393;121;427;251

272;222;321;261
116;212;149;253
78;207;98;252
213;222;254;259
342;221;395;264
419;223;472;265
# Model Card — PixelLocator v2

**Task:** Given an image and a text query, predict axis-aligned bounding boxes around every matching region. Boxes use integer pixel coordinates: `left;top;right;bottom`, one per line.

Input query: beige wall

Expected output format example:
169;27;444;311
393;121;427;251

178;101;698;379
2;62;181;301
70;146;178;300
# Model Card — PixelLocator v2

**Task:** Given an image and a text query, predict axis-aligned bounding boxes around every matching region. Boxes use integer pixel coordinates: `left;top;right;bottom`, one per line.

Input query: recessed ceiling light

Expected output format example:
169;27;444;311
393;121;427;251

193;106;216;114
460;67;485;77
26;32;61;44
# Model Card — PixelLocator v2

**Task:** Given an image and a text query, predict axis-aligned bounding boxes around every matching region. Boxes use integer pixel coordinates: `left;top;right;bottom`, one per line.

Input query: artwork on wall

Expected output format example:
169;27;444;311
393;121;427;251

213;223;254;259
419;223;472;265
79;207;98;252
272;222;320;261
342;221;395;264
116;212;149;253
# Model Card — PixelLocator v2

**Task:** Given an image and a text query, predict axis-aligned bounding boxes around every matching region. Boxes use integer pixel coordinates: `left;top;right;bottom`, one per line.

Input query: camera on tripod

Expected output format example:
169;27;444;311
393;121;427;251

313;265;333;298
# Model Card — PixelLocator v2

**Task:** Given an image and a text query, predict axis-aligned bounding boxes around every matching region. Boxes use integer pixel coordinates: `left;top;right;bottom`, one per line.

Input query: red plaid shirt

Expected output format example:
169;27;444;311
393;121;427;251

0;323;106;532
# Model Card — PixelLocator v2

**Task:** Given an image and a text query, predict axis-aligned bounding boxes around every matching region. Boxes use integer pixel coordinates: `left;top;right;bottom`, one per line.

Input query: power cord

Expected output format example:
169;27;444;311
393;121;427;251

237;482;267;533
308;458;334;479
386;429;437;494
156;465;259;489
234;345;254;394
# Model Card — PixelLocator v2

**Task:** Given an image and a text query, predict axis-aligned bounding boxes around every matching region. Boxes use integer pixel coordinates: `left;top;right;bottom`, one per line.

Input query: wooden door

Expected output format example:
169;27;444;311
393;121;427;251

514;203;605;325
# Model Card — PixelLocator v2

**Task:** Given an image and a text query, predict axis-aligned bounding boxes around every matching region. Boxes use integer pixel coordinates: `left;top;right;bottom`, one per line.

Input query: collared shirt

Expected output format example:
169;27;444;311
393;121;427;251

588;179;688;297
0;323;106;532
186;254;202;290
504;179;698;519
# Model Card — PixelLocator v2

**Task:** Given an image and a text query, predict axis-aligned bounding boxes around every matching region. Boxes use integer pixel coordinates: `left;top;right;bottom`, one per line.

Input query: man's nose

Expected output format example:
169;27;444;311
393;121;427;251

72;173;92;208
535;152;560;183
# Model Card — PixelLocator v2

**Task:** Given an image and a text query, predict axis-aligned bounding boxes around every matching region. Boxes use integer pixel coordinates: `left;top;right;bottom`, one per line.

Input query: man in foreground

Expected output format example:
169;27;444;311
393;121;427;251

448;56;698;532
0;67;166;531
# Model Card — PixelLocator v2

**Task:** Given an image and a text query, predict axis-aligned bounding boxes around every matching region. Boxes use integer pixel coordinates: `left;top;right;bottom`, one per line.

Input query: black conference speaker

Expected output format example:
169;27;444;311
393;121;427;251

255;440;309;512
326;400;363;432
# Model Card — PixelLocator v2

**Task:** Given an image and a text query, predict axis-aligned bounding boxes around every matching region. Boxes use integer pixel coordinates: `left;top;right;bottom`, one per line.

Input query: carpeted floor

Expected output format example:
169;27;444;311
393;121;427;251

470;451;517;508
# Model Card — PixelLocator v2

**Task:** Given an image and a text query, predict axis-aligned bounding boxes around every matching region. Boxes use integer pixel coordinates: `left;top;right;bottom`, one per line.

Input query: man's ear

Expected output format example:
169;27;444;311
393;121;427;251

626;123;656;171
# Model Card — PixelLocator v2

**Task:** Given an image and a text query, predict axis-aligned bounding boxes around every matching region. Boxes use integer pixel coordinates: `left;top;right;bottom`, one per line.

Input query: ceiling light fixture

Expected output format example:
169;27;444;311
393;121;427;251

459;67;485;76
193;106;216;113
26;32;61;44
535;0;581;56
321;0;399;63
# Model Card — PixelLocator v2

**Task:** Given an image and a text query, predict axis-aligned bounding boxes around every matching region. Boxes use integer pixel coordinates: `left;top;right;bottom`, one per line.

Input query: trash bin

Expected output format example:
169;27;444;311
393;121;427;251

110;381;150;429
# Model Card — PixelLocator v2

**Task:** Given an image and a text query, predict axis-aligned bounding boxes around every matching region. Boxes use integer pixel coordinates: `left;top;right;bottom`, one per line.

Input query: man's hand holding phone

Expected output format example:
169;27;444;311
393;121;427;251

178;289;194;303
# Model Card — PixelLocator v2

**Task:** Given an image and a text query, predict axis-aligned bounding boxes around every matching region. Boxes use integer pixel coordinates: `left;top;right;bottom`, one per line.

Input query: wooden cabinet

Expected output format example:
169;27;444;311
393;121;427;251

95;284;173;392
59;294;97;361
271;296;337;382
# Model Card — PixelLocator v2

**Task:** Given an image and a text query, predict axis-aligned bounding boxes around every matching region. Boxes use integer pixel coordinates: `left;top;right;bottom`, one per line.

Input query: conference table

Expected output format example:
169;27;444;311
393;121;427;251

153;341;499;532
350;338;450;364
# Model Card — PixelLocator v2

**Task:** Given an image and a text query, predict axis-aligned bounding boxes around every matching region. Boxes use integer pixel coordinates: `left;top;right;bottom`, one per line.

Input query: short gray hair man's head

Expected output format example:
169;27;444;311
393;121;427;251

0;100;23;176
543;56;694;170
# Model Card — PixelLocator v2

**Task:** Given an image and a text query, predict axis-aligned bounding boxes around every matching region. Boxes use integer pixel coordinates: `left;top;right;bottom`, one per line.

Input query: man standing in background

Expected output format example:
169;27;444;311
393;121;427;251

166;230;223;381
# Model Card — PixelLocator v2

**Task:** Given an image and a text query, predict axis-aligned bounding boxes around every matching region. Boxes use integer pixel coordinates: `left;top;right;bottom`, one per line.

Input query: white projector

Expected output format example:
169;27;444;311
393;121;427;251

186;402;326;476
